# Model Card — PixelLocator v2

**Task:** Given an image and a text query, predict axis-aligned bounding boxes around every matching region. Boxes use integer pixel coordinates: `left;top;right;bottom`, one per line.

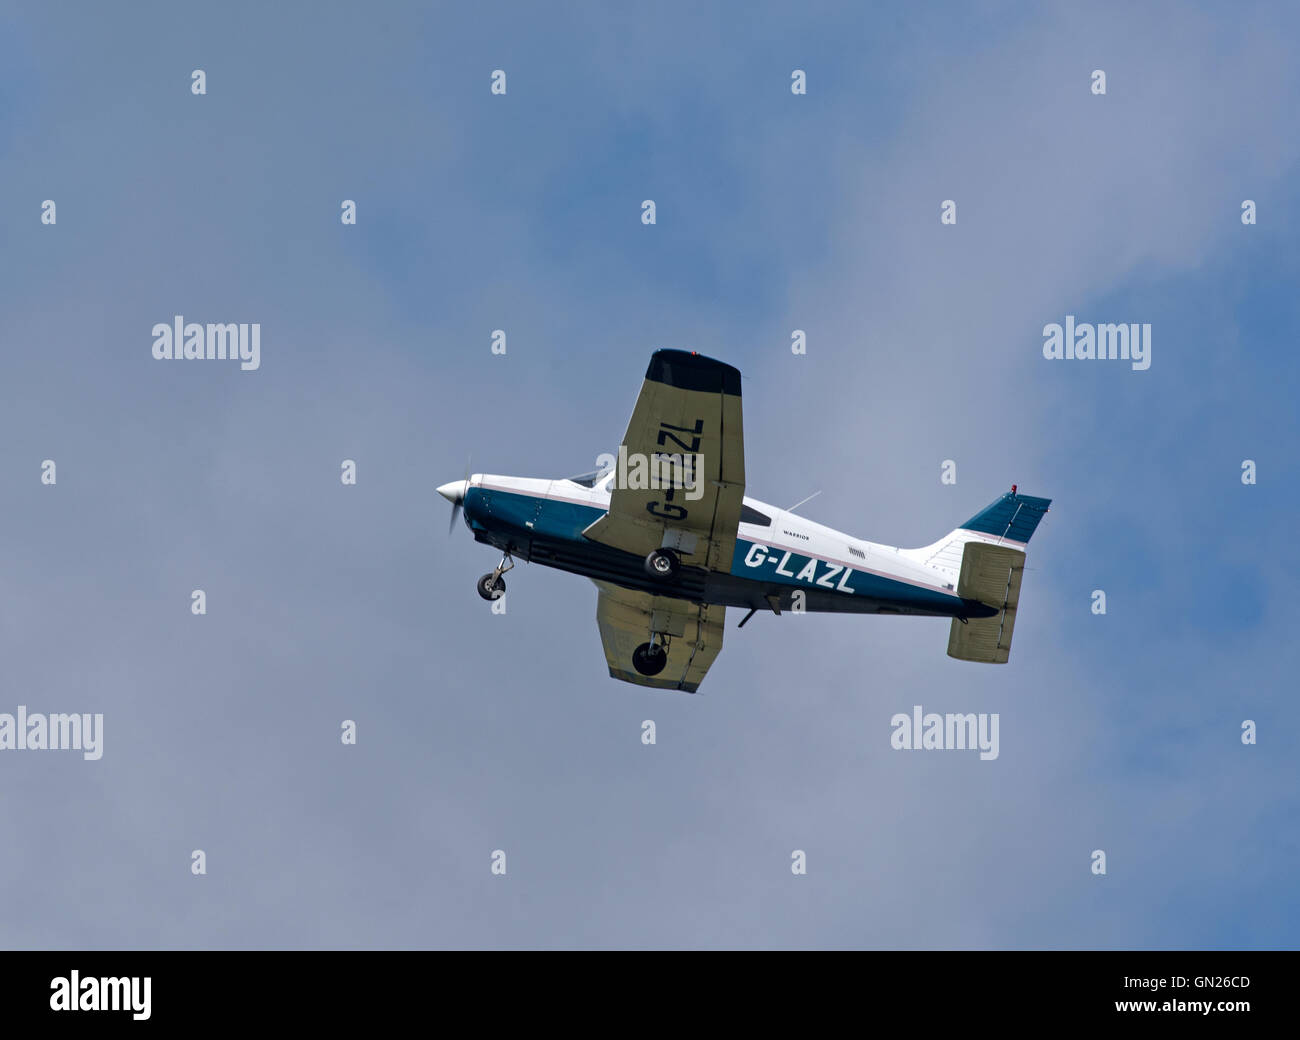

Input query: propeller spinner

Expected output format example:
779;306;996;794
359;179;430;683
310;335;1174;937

438;459;472;534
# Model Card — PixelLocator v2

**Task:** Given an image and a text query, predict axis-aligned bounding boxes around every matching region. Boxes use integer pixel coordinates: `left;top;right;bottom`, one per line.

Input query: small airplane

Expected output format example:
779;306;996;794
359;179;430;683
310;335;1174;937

439;350;1051;693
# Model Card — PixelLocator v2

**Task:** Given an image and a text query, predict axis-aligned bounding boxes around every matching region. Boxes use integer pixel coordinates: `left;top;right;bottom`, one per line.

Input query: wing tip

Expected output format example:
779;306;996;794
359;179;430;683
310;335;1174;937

646;349;741;397
608;666;701;694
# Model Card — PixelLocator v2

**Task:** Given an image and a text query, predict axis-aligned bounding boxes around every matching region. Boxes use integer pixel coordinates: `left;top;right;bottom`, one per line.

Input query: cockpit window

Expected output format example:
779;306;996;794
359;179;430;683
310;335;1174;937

740;504;771;526
566;471;600;487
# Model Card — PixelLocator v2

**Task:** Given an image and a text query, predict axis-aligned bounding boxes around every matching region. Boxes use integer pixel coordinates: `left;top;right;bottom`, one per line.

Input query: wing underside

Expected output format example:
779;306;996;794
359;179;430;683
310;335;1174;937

594;581;725;693
583;350;745;574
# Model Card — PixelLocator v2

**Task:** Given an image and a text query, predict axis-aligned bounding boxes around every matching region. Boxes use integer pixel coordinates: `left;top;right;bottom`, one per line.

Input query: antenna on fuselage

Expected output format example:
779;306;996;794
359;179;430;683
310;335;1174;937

784;490;822;514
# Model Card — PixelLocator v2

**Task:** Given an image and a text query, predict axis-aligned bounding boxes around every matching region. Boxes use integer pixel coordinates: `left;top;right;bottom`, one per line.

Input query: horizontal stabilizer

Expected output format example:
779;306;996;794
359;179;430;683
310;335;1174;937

947;542;1026;664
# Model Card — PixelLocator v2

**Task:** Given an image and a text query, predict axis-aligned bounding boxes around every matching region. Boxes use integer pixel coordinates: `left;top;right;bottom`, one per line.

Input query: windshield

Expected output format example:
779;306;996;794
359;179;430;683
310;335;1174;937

566;459;615;488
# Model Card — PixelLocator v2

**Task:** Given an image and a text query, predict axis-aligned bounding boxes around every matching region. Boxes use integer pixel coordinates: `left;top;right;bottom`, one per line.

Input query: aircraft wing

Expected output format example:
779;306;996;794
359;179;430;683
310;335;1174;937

593;581;725;693
583;349;745;573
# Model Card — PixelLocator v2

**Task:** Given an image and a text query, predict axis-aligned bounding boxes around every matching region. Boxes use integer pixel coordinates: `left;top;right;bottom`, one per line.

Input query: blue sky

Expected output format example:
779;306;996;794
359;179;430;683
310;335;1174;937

1;1;1297;948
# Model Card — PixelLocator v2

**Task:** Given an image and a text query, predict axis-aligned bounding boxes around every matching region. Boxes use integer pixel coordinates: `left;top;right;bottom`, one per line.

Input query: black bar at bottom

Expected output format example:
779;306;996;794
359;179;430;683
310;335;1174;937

0;950;1287;1027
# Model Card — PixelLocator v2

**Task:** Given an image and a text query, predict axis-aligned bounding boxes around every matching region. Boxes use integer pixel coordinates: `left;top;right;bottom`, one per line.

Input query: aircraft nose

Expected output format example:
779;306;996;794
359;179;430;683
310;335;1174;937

437;480;468;505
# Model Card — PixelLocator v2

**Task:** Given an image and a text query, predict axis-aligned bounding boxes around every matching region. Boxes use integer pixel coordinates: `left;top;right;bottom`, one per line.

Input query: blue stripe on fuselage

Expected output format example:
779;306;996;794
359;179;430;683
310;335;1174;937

730;538;963;613
464;486;605;541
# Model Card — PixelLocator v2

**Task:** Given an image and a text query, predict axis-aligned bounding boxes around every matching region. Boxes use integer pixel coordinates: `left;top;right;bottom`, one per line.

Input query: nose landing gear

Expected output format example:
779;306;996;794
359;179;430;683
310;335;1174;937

476;551;514;601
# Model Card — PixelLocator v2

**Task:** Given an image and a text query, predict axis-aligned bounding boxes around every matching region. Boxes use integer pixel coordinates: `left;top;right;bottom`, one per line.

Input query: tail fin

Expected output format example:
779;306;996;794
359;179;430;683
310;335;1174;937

900;488;1052;664
959;489;1051;546
905;488;1051;586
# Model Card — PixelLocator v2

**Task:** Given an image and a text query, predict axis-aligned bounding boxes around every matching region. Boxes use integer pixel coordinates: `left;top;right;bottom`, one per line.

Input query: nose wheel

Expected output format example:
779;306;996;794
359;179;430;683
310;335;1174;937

476;551;514;601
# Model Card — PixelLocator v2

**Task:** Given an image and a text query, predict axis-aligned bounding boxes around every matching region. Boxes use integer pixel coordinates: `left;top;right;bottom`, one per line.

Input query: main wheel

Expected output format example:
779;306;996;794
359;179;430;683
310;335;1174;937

476;573;506;600
644;548;680;579
632;642;668;676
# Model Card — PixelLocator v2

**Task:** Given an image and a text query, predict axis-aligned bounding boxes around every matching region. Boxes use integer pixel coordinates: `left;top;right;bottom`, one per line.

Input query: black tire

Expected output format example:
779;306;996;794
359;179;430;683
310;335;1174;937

476;573;506;600
632;642;668;676
644;548;679;579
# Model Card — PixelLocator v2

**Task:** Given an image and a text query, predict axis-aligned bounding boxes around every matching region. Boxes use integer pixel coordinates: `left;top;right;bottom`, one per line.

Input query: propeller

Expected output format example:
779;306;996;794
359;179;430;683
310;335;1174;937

438;457;471;534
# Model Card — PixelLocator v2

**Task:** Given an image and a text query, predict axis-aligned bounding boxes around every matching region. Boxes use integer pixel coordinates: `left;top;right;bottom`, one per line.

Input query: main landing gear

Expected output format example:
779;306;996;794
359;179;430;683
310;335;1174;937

635;548;681;673
632;633;669;676
476;552;514;601
643;548;680;579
